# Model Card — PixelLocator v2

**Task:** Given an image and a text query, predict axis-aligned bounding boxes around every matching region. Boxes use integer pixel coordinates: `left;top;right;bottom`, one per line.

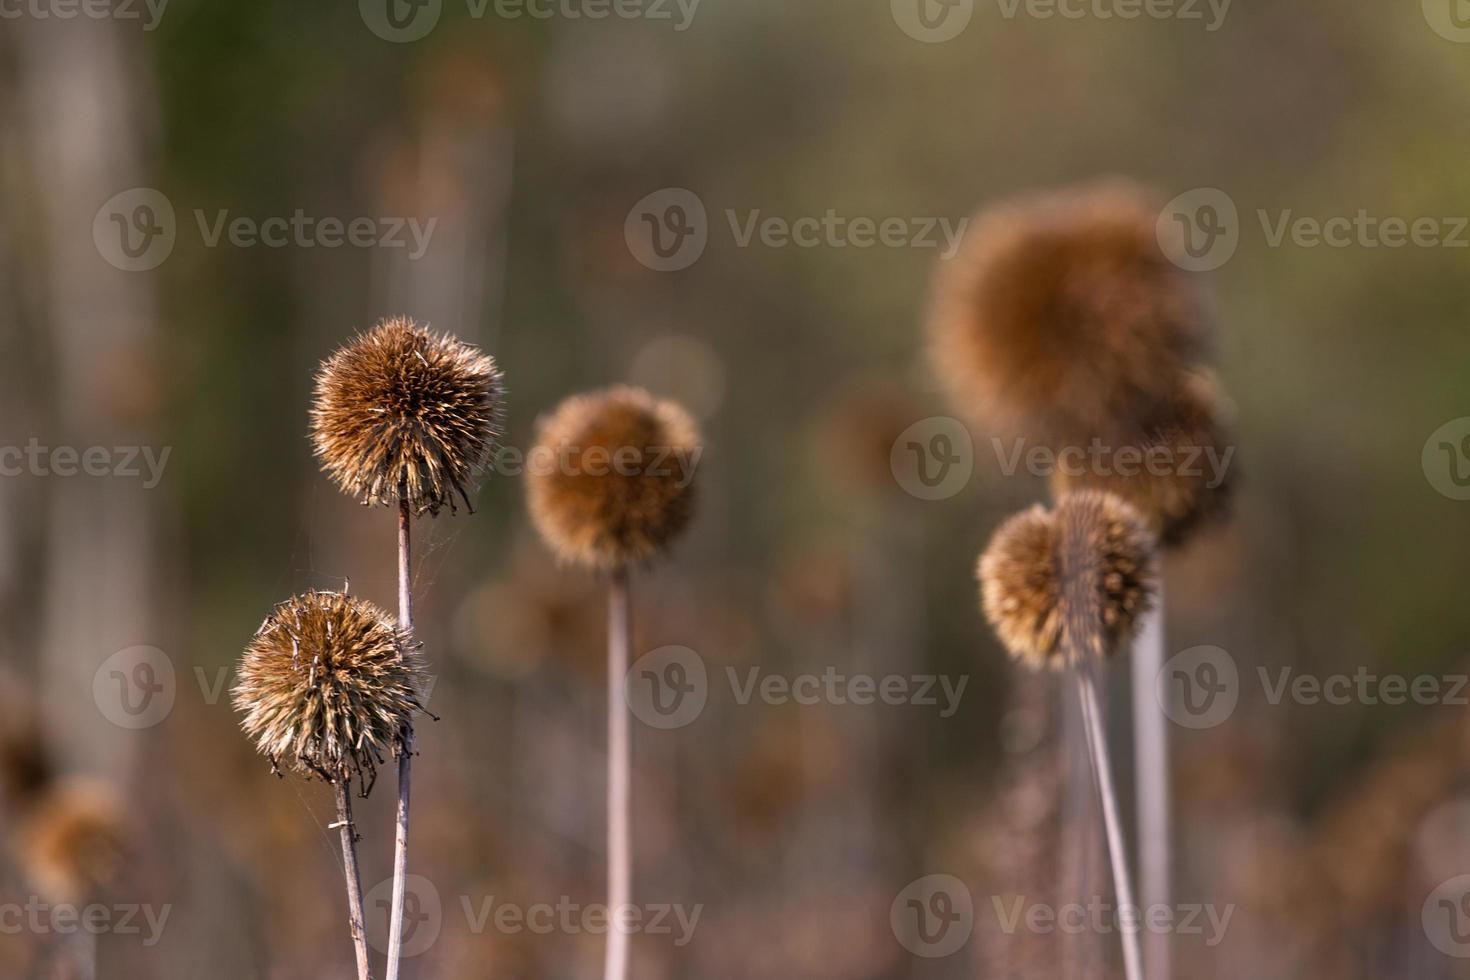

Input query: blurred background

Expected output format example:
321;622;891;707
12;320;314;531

4;1;1470;977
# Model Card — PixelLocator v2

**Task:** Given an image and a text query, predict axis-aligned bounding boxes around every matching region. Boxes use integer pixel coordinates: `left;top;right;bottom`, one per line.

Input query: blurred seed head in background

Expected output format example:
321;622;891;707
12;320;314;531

928;179;1211;445
1051;368;1238;546
527;385;700;572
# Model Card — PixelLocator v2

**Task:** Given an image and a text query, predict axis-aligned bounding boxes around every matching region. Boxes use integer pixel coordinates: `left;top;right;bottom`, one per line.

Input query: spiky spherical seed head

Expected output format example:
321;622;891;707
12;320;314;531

233;590;423;785
526;386;701;571
979;505;1063;669
15;780;127;904
311;316;505;516
929;180;1211;444
1049;370;1237;547
979;491;1155;670
1055;490;1156;661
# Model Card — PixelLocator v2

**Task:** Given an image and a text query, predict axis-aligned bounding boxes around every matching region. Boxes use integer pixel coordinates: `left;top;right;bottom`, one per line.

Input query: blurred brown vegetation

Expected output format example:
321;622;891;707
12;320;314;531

4;1;1470;977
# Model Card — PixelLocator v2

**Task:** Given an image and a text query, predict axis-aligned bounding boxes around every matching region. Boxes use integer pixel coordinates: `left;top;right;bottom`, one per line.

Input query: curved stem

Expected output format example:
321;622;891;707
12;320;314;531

336;780;374;980
386;499;414;980
1076;663;1143;980
604;567;632;980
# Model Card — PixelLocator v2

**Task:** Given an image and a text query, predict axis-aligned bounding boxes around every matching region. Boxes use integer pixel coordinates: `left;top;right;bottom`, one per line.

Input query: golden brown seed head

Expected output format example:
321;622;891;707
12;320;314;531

15;780;127;904
311;316;505;516
979;491;1155;670
526;386;701;571
233;590;423;785
1049;370;1237;546
979;504;1062;669
929;180;1211;443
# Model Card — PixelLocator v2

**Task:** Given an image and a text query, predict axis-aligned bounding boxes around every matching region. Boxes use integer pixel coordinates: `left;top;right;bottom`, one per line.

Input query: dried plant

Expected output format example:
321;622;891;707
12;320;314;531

15;779;127;907
13;779;129;980
527;385;702;980
937;181;1238;980
928;179;1210;445
311;315;505;517
312;315;504;980
980;493;1152;671
980;490;1157;980
234;590;422;785
235;589;423;980
527;385;700;572
1051;367;1237;547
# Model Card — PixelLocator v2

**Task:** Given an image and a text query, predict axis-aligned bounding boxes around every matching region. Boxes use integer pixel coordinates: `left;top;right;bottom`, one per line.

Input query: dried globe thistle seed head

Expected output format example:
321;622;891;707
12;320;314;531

233;590;423;786
15;780;127;905
929;179;1212;443
527;385;701;571
1049;369;1237;547
979;491;1156;670
311;316;505;516
1055;490;1157;662
979;505;1063;670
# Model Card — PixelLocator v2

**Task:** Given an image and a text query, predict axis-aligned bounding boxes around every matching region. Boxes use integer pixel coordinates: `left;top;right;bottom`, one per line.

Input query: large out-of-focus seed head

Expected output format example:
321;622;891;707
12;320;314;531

929;179;1212;445
1050;370;1237;547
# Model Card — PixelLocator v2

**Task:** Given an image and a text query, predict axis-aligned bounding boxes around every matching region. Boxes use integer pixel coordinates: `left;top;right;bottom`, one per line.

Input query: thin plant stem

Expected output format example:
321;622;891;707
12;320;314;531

604;566;632;980
386;499;414;980
1133;578;1169;980
72;930;96;980
335;779;374;980
1075;662;1143;980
